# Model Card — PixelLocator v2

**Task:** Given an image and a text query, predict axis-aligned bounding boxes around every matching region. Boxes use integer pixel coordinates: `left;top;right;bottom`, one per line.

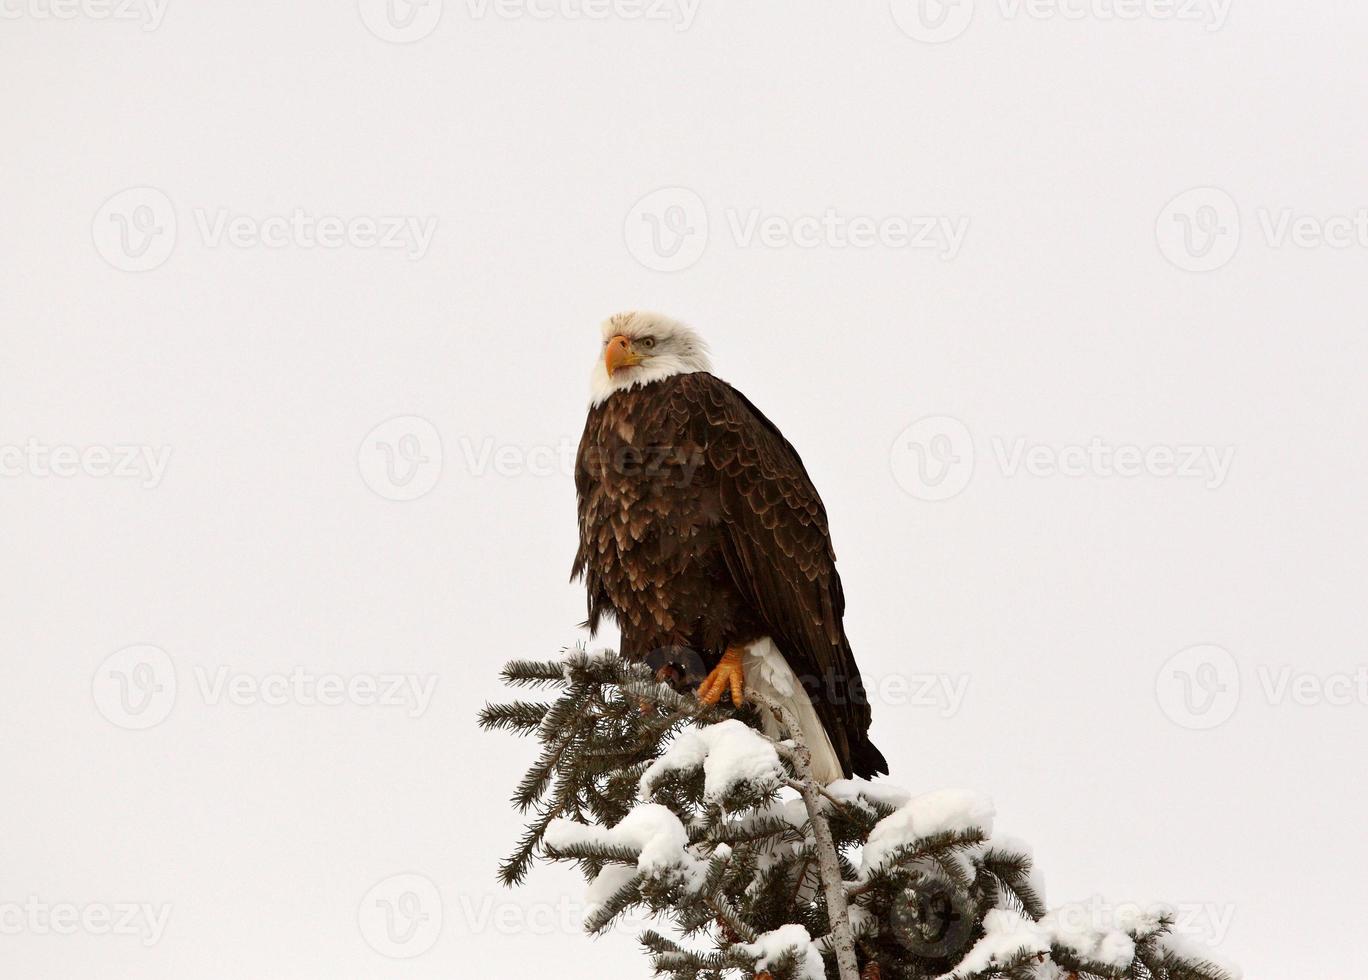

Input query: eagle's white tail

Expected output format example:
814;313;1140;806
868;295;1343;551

743;637;844;784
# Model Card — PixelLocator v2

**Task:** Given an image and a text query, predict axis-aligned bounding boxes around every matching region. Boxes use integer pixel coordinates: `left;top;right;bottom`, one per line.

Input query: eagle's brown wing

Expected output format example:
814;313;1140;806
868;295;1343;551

673;372;887;778
571;404;612;637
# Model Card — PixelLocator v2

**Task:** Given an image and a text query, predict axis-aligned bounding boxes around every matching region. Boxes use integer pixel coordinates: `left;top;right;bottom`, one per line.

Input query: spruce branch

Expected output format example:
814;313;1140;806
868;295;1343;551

476;699;552;732
543;840;644;864
498;658;571;688
975;847;1045;920
584;874;646;935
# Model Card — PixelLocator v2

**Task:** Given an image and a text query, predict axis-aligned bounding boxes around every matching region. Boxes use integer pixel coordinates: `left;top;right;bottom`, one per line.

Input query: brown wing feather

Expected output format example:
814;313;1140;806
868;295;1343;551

672;373;882;776
571;407;611;635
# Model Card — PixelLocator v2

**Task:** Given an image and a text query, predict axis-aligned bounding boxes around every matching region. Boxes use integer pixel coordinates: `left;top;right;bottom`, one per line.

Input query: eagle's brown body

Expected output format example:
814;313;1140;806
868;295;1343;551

572;371;888;779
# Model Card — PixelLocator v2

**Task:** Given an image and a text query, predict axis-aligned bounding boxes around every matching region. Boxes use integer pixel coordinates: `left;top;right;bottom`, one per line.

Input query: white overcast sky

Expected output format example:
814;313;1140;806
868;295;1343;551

2;2;1365;977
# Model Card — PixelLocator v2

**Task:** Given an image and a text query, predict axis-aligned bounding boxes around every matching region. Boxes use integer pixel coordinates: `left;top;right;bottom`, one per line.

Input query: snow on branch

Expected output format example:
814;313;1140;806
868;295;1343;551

480;645;1241;980
639;718;786;803
545;803;704;886
860;788;996;878
740;924;828;980
939;909;1051;979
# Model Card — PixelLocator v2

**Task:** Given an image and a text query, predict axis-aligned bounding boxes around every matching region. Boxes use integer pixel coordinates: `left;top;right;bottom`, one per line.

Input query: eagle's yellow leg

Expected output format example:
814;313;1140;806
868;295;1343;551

697;646;746;707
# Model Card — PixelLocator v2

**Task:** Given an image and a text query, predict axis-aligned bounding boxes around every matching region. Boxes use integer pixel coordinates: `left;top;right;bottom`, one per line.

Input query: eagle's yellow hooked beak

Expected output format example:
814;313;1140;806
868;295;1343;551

605;335;645;376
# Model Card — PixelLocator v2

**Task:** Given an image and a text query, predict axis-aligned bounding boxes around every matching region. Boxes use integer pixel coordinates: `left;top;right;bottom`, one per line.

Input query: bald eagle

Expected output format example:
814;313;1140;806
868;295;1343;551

572;312;888;782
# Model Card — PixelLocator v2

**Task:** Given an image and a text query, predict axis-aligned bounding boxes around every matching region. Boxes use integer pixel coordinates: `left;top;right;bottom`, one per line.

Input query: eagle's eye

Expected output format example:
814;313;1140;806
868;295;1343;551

639;336;656;349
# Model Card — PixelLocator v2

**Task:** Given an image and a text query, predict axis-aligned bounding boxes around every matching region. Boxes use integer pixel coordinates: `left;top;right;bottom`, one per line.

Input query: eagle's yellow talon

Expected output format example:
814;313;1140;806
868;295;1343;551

697;647;746;707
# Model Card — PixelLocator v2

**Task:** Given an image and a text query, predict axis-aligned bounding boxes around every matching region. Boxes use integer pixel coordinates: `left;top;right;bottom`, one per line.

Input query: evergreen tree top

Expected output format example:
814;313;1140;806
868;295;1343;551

479;646;1241;980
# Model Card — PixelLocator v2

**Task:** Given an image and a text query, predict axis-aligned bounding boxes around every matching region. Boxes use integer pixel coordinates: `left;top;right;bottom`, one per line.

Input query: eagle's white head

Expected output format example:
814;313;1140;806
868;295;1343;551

589;311;713;406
